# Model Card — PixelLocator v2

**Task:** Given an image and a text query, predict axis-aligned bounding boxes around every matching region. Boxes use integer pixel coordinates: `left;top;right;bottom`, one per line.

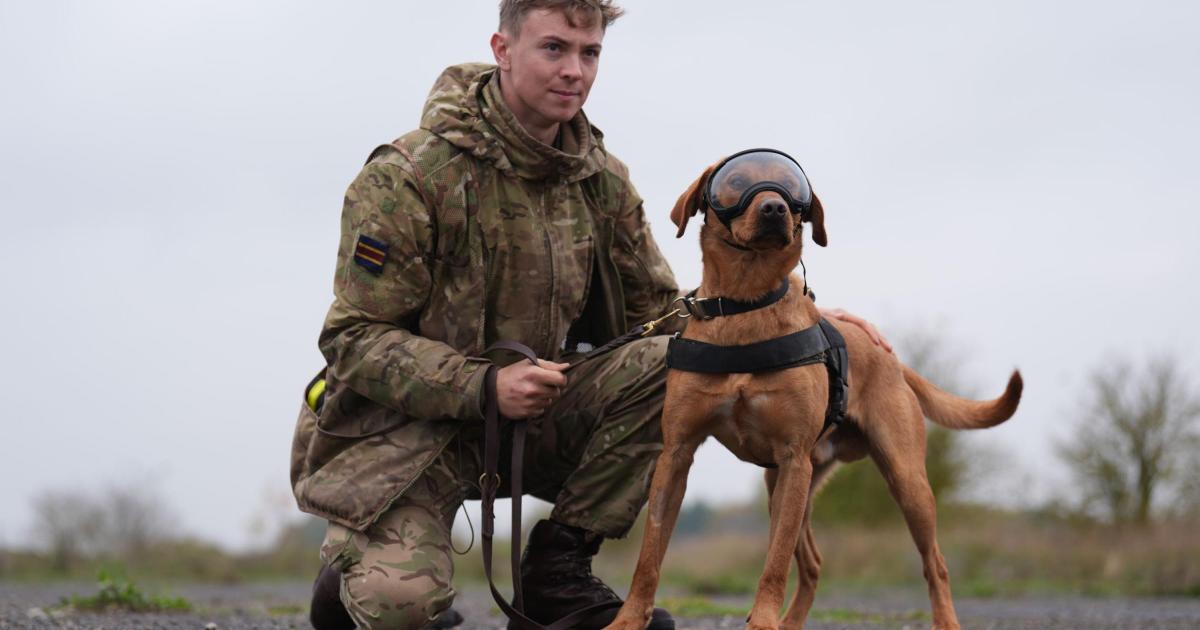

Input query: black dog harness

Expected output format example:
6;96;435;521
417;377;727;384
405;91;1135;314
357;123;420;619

666;281;850;438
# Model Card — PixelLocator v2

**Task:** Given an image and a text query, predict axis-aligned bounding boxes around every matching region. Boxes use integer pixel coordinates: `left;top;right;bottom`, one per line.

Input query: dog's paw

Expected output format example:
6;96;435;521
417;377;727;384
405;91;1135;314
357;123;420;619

746;616;782;630
602;613;651;630
602;621;646;630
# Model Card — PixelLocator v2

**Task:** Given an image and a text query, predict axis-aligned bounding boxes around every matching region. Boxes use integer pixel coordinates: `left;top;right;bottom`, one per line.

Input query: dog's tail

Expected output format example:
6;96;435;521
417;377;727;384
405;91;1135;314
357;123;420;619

902;367;1023;429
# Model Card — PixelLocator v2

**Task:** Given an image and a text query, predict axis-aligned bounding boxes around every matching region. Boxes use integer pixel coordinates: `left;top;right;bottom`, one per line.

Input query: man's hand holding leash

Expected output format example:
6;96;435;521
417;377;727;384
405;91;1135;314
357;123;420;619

496;359;570;419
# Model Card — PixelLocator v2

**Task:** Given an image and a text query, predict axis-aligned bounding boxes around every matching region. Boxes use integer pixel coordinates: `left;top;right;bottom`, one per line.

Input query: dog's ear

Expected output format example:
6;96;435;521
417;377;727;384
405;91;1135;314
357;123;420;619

670;162;719;238
807;192;828;247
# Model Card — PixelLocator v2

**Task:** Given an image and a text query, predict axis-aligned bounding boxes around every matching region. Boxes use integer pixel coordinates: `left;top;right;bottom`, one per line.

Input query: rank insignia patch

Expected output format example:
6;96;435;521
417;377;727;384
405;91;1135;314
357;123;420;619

353;234;389;274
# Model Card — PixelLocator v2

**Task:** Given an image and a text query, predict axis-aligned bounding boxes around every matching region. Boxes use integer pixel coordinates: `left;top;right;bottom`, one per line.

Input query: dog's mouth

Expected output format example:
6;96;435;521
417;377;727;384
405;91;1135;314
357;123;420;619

724;231;791;252
752;230;792;250
743;211;795;250
722;222;793;252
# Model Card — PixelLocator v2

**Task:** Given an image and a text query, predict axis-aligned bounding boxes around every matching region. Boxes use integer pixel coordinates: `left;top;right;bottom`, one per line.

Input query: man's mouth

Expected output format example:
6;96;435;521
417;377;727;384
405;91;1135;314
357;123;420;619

550;89;579;98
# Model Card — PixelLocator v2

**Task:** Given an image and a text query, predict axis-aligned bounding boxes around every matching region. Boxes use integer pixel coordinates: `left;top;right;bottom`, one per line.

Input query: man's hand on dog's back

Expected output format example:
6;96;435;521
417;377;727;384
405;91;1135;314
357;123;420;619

821;307;894;354
496;358;570;418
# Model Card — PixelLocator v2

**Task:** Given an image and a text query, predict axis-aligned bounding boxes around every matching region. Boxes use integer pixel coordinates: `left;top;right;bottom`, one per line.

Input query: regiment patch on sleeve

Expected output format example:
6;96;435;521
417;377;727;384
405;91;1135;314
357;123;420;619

353;234;389;275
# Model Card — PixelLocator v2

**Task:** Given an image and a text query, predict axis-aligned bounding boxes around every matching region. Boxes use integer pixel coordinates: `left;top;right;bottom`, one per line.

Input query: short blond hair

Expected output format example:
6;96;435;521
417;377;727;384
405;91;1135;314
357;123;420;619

498;0;625;36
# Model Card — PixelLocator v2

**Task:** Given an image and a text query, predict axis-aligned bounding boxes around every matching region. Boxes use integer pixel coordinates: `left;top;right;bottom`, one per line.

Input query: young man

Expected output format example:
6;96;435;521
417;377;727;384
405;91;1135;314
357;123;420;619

291;2;890;628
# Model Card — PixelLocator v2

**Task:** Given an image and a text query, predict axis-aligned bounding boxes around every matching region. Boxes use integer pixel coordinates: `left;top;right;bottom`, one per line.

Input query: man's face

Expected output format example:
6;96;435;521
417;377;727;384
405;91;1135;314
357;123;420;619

492;8;604;131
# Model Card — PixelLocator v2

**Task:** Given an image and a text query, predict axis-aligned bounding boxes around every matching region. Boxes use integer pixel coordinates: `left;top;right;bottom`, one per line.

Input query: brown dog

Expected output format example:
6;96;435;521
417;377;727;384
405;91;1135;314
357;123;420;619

604;155;1023;630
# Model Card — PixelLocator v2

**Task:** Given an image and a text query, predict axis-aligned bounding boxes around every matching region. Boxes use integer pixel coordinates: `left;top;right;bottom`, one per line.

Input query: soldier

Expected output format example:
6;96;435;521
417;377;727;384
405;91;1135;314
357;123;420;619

291;1;892;629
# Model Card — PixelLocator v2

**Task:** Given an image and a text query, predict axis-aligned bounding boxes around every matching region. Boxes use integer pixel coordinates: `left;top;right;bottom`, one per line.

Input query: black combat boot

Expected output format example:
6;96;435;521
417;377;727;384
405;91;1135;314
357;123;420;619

310;564;356;630
432;608;465;629
309;563;464;629
507;520;674;630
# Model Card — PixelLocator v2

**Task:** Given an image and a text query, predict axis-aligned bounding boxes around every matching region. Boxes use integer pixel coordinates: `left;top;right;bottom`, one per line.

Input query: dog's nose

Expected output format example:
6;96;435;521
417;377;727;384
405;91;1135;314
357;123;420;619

760;198;788;218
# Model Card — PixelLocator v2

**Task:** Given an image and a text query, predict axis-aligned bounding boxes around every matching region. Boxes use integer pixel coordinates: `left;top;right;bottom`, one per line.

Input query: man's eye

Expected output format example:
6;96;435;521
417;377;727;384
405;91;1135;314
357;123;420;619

545;43;561;52
584;49;600;57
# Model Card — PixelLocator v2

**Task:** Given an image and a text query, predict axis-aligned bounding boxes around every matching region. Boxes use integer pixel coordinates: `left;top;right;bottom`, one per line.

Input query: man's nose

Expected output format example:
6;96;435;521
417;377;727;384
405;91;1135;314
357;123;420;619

560;55;583;81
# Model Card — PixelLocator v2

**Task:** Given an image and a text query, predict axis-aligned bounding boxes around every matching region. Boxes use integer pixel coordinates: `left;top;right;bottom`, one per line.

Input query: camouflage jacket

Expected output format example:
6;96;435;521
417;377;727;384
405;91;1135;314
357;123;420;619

291;64;682;531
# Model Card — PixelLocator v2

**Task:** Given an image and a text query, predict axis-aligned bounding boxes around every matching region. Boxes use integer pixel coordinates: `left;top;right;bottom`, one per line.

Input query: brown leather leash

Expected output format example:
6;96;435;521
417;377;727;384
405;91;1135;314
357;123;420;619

477;317;672;629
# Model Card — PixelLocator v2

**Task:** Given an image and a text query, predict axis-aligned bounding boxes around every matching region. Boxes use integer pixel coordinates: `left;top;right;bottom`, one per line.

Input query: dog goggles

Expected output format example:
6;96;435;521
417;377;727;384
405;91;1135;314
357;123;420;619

702;148;813;230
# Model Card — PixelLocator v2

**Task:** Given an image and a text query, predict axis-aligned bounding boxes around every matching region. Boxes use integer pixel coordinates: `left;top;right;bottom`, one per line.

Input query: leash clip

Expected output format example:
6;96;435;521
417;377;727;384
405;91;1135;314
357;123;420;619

676;295;720;320
669;296;694;320
641;308;682;336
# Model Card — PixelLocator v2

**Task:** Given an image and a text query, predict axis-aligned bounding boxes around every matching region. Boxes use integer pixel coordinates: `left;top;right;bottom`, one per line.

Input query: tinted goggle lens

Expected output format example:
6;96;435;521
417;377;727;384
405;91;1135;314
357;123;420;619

705;149;812;220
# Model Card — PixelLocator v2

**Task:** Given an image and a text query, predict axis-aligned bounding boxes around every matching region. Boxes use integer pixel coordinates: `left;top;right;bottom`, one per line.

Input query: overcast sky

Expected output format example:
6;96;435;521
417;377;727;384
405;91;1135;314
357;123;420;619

2;0;1198;551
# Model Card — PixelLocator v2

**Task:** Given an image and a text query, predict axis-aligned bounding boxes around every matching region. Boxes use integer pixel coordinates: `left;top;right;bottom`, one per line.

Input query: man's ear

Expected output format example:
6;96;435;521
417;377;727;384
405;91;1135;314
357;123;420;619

490;32;512;71
670;162;719;238
807;192;828;247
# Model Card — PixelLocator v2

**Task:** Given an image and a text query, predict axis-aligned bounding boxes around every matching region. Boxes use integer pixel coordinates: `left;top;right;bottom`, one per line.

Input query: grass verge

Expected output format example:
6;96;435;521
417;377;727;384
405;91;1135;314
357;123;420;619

58;569;192;613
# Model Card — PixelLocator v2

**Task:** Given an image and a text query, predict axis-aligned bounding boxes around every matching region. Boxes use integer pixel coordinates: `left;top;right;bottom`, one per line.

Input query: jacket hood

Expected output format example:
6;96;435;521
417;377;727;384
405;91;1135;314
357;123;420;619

420;63;606;182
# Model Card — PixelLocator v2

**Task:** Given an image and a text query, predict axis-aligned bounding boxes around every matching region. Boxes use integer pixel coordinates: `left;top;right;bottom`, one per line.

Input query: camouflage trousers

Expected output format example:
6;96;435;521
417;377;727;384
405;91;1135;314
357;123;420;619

319;335;668;629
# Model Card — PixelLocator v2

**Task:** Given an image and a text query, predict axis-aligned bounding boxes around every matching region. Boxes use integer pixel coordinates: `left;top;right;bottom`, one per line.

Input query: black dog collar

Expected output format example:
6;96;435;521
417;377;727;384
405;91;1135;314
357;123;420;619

678;278;790;320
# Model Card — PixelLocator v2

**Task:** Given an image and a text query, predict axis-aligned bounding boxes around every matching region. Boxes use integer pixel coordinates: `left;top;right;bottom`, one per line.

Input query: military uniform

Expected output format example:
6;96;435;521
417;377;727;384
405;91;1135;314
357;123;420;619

290;64;683;629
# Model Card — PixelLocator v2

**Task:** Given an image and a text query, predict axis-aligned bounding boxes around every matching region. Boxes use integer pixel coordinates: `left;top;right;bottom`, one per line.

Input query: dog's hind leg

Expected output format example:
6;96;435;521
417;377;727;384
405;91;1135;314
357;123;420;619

748;450;814;630
866;394;961;630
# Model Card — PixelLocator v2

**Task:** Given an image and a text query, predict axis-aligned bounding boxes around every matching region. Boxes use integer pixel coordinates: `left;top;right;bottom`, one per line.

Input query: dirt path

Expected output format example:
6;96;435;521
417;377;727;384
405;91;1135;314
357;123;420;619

3;581;1199;629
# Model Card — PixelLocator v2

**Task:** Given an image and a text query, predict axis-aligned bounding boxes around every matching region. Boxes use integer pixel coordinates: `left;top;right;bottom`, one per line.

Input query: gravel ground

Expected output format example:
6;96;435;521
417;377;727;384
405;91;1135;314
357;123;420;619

3;581;1199;629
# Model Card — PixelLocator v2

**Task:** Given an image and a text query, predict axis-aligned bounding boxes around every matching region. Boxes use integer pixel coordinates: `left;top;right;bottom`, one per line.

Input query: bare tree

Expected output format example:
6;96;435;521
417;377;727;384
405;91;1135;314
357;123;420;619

1058;356;1200;525
29;490;106;572
29;482;173;570
1172;457;1200;520
100;484;171;557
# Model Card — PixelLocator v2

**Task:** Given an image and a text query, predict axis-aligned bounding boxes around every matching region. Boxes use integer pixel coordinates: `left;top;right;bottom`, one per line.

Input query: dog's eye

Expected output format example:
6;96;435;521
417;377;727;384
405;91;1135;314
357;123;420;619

728;175;749;189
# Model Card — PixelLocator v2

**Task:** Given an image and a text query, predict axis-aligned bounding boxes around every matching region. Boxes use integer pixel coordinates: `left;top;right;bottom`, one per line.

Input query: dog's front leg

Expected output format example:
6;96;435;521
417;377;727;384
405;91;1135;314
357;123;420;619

605;436;700;630
766;467;825;630
780;520;822;630
748;451;813;630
